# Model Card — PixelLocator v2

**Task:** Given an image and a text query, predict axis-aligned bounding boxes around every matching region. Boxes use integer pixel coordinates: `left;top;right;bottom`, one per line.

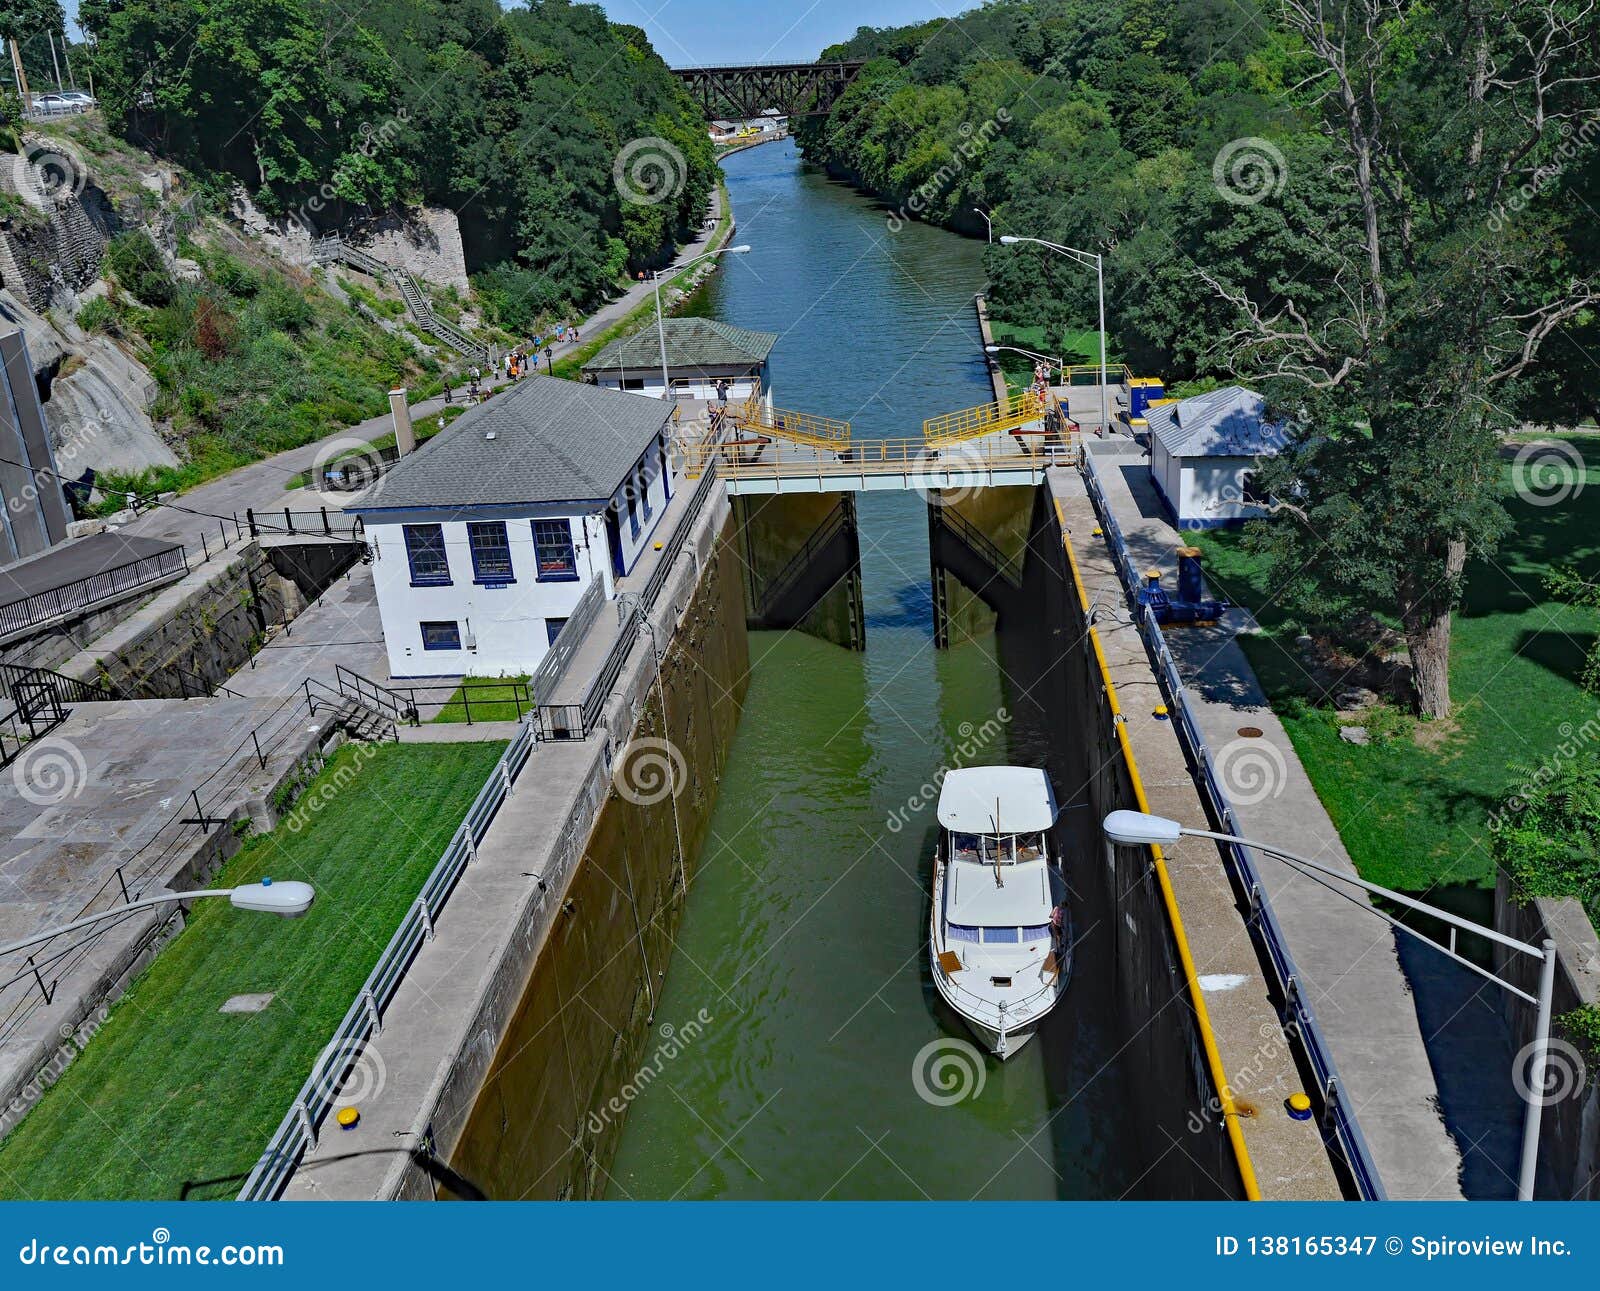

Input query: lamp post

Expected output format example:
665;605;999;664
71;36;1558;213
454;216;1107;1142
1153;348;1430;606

1;881;317;960
652;245;751;400
999;235;1109;436
973;206;993;243
985;343;1064;378
1100;809;1557;1201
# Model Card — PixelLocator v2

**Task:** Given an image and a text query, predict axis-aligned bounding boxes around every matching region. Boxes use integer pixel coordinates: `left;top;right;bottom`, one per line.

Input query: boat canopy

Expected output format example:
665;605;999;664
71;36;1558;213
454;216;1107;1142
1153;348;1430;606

937;766;1057;834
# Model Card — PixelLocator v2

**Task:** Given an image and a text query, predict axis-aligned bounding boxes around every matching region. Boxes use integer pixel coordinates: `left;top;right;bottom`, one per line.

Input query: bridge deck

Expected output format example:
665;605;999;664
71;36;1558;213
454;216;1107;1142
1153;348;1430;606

678;429;1078;494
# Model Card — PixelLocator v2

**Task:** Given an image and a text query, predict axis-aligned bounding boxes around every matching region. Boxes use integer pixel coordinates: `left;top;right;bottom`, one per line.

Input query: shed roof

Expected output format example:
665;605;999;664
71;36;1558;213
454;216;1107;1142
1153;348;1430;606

1147;385;1283;458
583;317;776;374
349;376;673;512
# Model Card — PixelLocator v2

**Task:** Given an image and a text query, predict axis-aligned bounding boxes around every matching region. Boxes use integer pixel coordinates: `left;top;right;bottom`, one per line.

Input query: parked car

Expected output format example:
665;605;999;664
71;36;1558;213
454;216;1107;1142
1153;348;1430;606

57;90;96;108
29;93;80;115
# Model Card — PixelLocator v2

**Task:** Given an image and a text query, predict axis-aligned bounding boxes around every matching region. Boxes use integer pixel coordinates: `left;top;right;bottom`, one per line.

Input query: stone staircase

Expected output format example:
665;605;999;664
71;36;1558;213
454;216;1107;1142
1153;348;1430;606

334;694;398;743
312;235;491;366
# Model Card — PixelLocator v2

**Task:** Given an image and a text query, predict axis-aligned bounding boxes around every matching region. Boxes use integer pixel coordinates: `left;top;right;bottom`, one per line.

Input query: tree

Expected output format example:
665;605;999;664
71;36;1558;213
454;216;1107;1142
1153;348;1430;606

1197;0;1600;717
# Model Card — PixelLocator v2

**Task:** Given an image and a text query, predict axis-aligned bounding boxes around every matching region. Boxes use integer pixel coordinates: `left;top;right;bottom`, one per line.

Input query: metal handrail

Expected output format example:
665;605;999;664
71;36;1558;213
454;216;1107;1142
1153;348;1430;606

529;576;604;705
754;503;849;618
1078;451;1385;1199
680;434;1077;482
0;546;188;640
238;724;534;1200
933;508;1023;587
923;390;1046;445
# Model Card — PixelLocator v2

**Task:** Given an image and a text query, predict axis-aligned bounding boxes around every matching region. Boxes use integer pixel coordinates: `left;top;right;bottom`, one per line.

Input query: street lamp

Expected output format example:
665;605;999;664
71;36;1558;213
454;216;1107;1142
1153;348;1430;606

0;881;317;959
1100;809;1558;1201
999;234;1109;437
652;245;751;399
985;343;1064;377
973;206;993;243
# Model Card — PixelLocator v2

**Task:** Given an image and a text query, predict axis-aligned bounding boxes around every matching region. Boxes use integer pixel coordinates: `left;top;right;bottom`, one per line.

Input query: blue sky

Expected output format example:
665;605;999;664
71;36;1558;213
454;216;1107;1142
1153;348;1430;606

62;0;952;66
592;0;948;66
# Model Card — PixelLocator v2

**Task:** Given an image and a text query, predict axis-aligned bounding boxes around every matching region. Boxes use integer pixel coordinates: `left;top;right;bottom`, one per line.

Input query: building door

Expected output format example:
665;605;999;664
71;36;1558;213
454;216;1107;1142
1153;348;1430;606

605;507;625;579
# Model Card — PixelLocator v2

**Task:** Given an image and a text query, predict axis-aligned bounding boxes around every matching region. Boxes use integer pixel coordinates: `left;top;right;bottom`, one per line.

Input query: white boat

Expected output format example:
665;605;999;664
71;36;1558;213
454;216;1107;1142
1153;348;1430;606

929;765;1071;1059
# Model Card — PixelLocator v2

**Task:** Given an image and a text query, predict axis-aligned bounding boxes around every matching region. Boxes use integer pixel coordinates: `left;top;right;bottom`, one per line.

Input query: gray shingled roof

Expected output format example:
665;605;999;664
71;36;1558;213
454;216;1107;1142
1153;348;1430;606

582;317;777;373
1147;386;1283;458
350;376;674;511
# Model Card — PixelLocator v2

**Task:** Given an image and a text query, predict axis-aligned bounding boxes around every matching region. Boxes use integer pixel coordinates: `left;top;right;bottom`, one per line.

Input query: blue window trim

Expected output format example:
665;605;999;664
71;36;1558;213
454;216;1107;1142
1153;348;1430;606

532;518;579;583
420;620;461;651
545;617;568;646
404;524;451;587
467;520;515;585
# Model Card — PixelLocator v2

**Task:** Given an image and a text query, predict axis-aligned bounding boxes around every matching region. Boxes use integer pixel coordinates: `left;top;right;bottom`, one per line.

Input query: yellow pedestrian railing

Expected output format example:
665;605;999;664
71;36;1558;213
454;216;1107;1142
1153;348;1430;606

1060;362;1135;388
677;433;1077;483
732;395;851;447
923;389;1054;445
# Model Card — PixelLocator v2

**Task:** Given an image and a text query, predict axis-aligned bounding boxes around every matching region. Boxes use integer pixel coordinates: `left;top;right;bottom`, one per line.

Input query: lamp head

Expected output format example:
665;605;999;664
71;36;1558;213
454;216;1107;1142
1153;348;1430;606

728;244;752;254
1102;810;1184;847
229;879;316;919
999;235;1021;245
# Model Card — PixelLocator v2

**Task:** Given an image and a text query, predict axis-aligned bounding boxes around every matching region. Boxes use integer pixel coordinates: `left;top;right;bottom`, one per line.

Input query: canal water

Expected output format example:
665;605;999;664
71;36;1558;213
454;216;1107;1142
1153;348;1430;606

605;141;1138;1199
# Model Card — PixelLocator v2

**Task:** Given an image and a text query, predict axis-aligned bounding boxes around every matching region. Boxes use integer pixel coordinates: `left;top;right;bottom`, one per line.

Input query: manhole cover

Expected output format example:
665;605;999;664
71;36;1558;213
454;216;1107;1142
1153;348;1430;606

1236;726;1264;738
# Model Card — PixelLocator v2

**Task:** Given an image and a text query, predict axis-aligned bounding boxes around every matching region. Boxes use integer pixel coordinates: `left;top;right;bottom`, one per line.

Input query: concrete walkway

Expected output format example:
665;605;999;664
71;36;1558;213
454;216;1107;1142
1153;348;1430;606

1081;440;1524;1199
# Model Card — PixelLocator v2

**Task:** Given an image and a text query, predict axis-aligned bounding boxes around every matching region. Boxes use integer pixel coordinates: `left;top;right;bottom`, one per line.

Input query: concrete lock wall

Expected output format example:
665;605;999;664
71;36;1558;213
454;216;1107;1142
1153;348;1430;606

1493;874;1600;1199
1015;485;1245;1198
446;514;750;1199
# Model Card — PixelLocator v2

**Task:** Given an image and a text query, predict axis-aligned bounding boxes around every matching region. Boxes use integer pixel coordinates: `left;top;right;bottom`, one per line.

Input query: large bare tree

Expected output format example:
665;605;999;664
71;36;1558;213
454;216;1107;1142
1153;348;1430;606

1200;0;1600;717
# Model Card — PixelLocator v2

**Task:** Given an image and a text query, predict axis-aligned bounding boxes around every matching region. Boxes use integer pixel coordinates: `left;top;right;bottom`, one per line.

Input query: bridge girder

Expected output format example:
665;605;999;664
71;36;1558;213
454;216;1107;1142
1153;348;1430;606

673;61;867;120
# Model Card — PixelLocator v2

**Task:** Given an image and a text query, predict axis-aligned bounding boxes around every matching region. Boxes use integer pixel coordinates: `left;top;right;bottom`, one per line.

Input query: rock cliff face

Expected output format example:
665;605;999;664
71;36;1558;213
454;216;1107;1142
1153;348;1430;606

228;187;470;293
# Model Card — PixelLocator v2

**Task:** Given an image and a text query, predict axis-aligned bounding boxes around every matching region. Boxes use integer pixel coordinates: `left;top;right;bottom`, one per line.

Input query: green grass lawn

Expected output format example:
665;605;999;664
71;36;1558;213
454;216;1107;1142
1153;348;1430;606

1192;435;1600;893
0;741;506;1201
430;676;533;724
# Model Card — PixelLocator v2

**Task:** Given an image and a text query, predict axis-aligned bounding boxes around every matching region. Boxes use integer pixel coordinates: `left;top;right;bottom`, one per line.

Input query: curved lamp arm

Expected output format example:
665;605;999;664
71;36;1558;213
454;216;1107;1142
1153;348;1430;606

0;882;317;960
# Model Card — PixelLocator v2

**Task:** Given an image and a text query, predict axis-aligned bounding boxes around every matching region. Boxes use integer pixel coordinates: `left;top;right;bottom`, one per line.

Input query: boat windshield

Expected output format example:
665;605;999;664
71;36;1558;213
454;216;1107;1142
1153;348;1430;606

948;923;1055;944
949;832;1047;864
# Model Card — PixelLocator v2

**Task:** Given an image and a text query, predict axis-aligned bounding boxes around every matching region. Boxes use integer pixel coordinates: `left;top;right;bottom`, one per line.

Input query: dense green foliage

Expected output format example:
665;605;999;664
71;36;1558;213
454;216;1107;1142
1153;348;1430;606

77;0;714;317
1192;436;1600;894
805;0;1600;718
0;742;506;1200
1492;755;1600;915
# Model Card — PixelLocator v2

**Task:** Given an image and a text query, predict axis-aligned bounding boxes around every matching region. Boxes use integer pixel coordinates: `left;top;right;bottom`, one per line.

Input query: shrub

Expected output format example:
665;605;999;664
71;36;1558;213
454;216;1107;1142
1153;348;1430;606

1559;1004;1600;1064
1490;753;1600;916
193;296;236;359
77;295;120;335
257;281;315;332
103;231;176;307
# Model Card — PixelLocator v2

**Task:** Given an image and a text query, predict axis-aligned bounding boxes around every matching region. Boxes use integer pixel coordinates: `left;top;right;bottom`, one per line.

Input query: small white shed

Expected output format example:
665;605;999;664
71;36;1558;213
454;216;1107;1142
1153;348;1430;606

1146;386;1283;528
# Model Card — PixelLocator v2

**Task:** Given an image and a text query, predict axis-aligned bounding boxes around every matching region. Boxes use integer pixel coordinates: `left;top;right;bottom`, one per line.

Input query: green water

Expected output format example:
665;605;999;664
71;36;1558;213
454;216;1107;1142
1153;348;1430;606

606;143;1137;1199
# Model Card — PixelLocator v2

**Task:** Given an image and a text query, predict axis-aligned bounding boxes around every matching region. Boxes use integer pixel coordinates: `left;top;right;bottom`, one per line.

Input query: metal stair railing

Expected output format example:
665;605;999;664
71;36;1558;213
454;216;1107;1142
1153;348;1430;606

754;503;849;619
0;663;123;706
933;508;1023;588
312;237;491;365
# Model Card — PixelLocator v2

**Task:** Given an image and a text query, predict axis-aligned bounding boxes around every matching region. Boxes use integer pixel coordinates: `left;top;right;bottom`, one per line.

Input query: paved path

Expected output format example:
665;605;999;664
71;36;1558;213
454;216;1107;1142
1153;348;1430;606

1082;440;1529;1199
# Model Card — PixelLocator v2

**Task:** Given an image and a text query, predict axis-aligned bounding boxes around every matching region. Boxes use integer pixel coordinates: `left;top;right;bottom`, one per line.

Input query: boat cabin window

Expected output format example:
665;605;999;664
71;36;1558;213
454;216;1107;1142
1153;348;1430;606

948;924;1052;945
950;832;1047;864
